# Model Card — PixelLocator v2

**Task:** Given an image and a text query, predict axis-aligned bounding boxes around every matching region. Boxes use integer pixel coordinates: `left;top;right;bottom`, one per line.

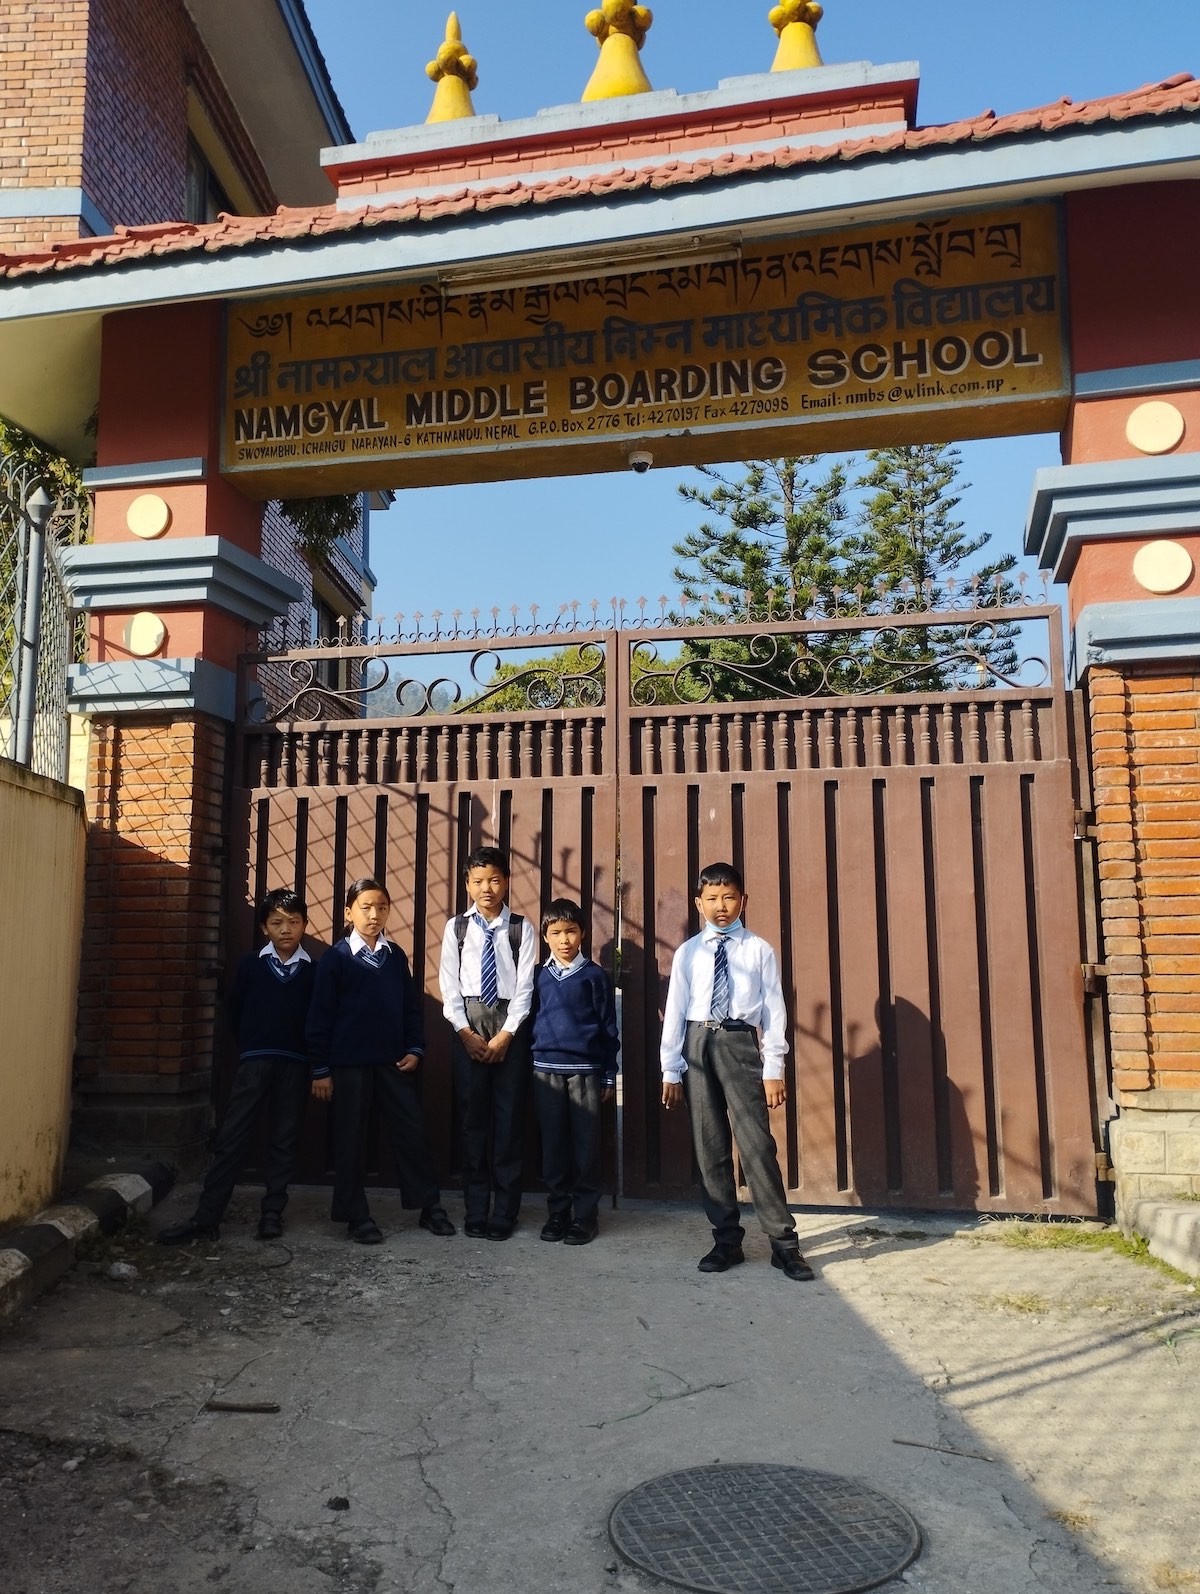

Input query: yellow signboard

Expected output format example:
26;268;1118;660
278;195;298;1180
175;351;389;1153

222;204;1068;494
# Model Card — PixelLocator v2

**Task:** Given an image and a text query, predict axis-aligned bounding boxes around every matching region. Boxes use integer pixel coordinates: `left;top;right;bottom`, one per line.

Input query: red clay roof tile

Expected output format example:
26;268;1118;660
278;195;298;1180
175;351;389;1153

0;75;1195;281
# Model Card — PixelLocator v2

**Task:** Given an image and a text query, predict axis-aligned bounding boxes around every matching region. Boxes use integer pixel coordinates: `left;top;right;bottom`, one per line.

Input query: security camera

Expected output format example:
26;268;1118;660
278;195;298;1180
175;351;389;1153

629;450;653;474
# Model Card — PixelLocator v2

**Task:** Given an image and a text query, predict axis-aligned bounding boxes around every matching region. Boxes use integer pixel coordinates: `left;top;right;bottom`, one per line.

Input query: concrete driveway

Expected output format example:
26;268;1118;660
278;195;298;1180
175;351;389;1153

1;1187;1197;1594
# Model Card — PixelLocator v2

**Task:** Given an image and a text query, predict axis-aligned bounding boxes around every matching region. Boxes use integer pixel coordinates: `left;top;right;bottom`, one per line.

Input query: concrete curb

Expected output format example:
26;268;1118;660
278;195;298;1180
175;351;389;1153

1121;1196;1200;1279
0;1162;176;1325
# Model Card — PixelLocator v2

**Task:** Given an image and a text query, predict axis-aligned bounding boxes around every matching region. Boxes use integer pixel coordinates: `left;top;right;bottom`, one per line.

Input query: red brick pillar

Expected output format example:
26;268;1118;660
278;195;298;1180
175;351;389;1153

1024;183;1200;1236
1085;665;1200;1100
65;302;300;1167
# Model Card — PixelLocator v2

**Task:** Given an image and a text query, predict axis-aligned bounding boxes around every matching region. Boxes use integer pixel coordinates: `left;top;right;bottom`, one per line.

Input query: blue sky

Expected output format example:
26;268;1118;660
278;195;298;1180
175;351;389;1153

301;1;1198;621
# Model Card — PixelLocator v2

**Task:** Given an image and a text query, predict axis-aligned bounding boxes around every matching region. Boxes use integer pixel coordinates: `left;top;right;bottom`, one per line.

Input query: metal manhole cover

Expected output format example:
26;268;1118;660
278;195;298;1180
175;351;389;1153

609;1463;922;1594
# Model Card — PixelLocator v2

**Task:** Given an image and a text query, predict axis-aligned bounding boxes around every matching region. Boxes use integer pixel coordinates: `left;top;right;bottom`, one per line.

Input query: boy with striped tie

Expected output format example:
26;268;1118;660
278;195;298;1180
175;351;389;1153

660;862;815;1281
158;888;315;1245
438;846;538;1240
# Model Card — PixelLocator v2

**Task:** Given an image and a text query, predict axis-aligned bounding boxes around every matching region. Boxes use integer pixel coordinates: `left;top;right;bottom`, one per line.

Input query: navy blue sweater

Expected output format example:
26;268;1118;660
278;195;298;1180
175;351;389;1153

529;961;619;1082
306;939;425;1078
225;953;315;1063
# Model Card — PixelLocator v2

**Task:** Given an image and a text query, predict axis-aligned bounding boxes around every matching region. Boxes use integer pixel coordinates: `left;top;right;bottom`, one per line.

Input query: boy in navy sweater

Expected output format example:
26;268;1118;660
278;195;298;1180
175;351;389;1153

530;897;619;1246
308;877;455;1245
158;888;315;1245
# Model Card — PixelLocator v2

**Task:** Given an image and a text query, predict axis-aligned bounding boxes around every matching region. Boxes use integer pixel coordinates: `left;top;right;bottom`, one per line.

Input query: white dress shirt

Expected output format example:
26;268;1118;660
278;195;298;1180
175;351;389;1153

348;929;391;958
660;923;789;1083
545;952;588;980
439;905;538;1036
258;943;311;965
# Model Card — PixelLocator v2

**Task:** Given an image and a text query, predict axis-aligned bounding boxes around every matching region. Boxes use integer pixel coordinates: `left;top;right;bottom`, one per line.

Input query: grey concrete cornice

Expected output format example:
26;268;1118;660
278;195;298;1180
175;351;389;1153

1071;597;1200;681
82;458;207;489
61;536;303;626
68;658;237;719
1024;454;1200;583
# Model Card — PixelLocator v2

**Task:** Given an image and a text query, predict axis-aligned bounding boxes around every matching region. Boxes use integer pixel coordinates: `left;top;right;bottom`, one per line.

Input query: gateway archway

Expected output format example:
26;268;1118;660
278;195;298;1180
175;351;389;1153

2;6;1197;1216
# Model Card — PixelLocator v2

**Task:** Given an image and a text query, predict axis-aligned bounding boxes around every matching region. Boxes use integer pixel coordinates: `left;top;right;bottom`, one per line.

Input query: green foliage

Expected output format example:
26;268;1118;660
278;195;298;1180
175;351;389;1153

0;418;86;497
674;456;851;612
670;445;1020;699
850;443;1020;687
278;494;362;565
455;641;701;713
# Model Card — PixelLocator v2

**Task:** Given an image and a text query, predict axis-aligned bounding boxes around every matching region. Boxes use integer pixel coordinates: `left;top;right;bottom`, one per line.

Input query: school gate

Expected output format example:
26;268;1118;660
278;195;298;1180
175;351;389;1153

228;594;1102;1213
3;9;1197;1228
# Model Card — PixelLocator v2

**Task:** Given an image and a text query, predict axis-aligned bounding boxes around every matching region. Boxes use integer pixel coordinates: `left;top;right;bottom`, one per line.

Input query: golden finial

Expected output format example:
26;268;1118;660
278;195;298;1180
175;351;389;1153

582;2;654;103
425;12;478;123
769;2;825;71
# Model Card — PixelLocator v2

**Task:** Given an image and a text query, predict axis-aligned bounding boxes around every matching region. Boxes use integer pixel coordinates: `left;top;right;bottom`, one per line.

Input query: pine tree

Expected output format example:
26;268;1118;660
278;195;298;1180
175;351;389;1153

672;457;850;614
851;444;1019;688
667;457;854;701
667;445;1020;702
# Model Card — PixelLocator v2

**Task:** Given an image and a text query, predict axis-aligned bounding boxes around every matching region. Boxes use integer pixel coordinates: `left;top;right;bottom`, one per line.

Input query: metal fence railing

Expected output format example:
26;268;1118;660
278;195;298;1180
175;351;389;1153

0;453;90;783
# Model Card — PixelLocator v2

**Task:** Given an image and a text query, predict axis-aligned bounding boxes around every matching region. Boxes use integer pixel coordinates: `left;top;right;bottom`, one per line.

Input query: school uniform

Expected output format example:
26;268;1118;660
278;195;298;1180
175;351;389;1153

660;922;798;1249
530;954;619;1229
307;930;442;1227
438;906;537;1228
192;944;315;1228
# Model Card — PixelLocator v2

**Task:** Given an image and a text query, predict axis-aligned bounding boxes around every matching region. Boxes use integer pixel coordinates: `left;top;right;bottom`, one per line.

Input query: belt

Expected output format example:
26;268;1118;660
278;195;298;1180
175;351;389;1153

700;1018;755;1032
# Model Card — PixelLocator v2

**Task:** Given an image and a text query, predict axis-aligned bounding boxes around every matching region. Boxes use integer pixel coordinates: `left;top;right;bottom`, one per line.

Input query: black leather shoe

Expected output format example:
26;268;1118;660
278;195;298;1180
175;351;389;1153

464;1218;488;1238
540;1214;570;1242
348;1219;383;1244
256;1213;283;1241
563;1221;598;1246
698;1243;745;1273
419;1206;456;1237
157;1218;219;1247
771;1247;815;1281
486;1220;514;1241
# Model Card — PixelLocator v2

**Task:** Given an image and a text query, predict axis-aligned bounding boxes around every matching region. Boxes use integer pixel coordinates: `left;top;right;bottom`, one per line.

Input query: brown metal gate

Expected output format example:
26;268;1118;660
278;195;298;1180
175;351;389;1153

228;597;1102;1214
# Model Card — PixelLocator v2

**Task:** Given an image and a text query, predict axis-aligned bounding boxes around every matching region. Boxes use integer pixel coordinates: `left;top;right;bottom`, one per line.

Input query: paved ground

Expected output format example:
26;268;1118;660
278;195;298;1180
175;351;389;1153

1;1186;1198;1594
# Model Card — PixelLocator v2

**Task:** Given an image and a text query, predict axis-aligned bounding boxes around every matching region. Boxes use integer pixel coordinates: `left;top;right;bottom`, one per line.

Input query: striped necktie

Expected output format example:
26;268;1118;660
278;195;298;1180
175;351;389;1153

478;918;499;1005
710;935;731;1022
267;955;299;983
357;944;388;970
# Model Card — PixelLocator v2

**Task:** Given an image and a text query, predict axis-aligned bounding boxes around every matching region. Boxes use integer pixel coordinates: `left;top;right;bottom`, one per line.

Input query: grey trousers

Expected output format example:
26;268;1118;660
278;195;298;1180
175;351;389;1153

533;1070;602;1226
682;1020;797;1248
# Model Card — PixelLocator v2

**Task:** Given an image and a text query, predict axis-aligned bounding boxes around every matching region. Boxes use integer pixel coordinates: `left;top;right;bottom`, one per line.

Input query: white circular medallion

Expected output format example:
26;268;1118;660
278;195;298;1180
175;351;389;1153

126;610;167;657
1125;401;1186;455
126;493;172;538
1132;540;1194;595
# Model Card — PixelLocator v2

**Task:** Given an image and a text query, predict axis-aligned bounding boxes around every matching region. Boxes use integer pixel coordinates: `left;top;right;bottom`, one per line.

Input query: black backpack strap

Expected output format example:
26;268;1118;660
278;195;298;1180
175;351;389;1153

457;912;524;983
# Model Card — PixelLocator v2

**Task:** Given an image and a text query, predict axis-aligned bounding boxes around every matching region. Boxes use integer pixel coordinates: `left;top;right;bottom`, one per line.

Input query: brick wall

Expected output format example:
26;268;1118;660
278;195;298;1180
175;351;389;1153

0;1;89;193
84;0;274;230
76;715;227;1090
1089;665;1200;1095
0;0;275;250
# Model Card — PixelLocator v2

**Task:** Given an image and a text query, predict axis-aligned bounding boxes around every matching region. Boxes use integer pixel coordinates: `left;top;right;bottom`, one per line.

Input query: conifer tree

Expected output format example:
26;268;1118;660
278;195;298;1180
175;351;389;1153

668;445;1020;700
850;444;1018;687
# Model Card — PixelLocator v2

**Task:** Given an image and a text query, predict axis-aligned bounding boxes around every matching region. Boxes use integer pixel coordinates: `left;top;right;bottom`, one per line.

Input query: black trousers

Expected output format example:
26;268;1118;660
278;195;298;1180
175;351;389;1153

682;1020;796;1248
533;1070;603;1227
194;1055;310;1225
452;998;529;1226
329;1063;441;1227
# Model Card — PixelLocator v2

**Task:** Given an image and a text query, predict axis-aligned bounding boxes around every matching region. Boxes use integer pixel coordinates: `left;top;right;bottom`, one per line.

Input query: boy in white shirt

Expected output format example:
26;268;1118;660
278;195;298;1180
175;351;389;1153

660;861;814;1281
438;845;538;1240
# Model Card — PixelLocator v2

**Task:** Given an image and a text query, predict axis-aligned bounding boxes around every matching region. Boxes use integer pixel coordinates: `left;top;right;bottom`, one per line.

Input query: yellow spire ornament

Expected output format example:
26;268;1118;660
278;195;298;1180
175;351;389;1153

425;12;478;123
581;1;654;103
769;1;825;71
